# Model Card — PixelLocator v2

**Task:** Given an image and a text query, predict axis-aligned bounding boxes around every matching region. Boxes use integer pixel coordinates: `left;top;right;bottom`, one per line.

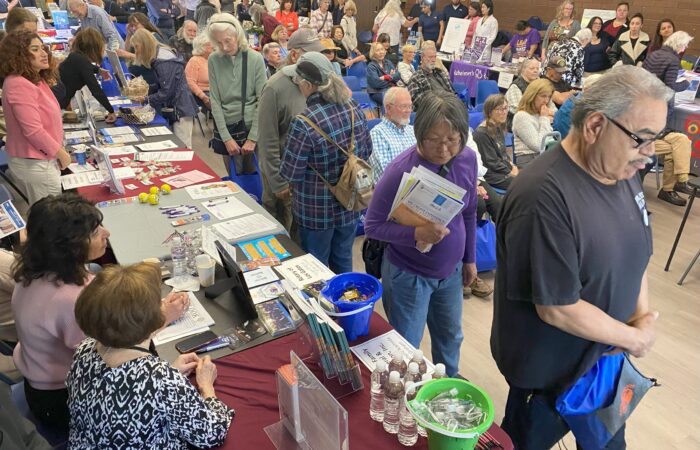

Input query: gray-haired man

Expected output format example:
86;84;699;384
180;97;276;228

492;66;669;448
256;28;325;235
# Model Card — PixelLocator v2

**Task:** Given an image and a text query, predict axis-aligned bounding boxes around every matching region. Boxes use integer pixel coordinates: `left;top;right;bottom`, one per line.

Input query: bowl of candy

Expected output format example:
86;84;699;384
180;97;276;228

321;272;382;341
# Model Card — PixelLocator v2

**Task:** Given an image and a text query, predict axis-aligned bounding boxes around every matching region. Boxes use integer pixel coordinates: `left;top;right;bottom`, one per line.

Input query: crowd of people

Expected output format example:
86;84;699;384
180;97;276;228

0;0;697;448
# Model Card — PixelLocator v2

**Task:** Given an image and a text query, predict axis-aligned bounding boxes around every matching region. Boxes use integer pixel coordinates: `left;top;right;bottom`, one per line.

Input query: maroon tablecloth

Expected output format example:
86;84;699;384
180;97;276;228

77;151;220;203
213;313;513;450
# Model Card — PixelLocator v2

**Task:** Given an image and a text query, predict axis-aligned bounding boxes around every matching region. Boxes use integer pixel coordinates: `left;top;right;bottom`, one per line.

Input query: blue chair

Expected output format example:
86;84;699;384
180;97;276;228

367;118;382;130
351;91;378;109
476;80;500;106
505;132;514;148
0;150;28;204
472;102;484;112
409;112;416;124
343;75;362;91
358;30;373;44
347;61;368;89
469;111;484;131
492;187;507;195
528;16;546;31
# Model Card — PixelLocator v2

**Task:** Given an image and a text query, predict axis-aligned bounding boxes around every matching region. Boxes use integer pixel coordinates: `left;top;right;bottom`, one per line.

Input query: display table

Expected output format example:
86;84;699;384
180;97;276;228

448;60;516;98
212;313;513;450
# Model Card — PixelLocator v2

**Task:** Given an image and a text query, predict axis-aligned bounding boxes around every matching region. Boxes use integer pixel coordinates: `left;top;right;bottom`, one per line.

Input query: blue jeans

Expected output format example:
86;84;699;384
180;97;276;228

299;224;356;274
381;258;464;377
502;386;627;450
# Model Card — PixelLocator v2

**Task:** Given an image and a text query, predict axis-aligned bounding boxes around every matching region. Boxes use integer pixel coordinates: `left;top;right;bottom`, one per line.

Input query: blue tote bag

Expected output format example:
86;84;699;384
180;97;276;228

475;219;497;272
556;352;658;449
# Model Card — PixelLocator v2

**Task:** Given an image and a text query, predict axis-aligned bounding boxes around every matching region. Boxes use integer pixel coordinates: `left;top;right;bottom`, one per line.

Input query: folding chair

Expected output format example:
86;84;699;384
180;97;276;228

475;80;500;107
367;118;382;130
343;75;362;92
347;61;368;89
469;111;484;131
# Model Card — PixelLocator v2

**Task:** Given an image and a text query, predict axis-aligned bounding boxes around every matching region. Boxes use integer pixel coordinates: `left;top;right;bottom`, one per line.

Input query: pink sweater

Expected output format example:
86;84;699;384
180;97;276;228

12;275;92;390
185;55;210;101
2;75;63;160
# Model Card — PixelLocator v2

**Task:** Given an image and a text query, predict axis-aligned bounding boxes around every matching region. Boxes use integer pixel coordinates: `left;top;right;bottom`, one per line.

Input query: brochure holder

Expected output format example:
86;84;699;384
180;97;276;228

294;320;363;399
264;351;350;450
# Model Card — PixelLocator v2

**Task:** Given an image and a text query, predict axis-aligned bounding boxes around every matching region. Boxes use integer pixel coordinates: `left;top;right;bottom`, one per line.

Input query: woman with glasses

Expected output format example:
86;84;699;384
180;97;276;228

364;94;478;378
512;79;554;168
473;94;517;190
0;30;70;205
541;0;580;60
583;16;611;73
505;58;556;130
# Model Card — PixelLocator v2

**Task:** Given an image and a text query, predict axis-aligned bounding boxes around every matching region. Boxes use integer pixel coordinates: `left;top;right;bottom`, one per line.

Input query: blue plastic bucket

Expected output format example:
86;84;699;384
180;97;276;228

321;272;382;341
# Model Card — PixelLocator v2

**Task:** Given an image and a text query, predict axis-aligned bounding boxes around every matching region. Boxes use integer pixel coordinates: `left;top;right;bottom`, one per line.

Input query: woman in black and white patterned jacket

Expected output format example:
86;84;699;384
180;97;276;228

67;263;234;450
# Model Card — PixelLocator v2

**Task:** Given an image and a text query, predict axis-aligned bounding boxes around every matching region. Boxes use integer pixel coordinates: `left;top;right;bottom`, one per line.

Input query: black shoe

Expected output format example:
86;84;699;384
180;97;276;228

658;190;687;206
674;181;699;197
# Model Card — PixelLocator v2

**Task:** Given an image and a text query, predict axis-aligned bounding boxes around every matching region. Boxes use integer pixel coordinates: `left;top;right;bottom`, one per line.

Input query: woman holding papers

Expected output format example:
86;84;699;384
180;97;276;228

0;30;70;205
364;94;477;377
68;263;234;449
11;194;188;431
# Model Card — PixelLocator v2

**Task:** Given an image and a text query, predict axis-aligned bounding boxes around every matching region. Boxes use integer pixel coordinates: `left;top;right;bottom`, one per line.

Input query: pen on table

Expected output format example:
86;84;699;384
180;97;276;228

195;338;230;354
159;204;189;210
206;197;229;207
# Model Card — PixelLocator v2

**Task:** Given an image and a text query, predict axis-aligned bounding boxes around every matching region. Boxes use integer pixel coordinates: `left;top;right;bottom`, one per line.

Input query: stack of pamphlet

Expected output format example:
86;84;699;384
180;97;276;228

389;165;466;252
283;280;362;389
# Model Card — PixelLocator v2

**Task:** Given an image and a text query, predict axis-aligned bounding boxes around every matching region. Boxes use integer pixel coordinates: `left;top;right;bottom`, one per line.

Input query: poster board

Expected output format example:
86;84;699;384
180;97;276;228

581;9;616;28
107;50;128;91
439;17;469;54
91;146;125;195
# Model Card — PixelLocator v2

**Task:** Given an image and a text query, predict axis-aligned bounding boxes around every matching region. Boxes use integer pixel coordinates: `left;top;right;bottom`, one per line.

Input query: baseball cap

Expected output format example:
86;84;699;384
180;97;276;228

287;27;326;53
281;52;335;85
547;55;567;72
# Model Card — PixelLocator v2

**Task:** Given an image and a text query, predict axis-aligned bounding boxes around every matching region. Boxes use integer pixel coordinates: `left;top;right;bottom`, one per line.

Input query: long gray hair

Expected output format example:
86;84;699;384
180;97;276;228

318;73;351;105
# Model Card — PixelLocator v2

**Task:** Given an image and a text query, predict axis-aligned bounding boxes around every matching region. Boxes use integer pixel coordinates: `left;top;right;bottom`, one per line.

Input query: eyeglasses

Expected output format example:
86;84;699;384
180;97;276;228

604;115;671;149
494;104;509;112
389;103;413;111
422;136;462;149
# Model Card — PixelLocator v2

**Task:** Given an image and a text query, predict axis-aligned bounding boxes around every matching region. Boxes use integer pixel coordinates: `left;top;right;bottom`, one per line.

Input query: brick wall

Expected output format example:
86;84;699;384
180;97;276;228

432;0;700;56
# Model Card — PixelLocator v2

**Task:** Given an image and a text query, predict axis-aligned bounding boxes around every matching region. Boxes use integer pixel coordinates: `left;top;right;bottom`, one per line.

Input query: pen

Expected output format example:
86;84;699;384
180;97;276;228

206;197;229;207
195;337;231;354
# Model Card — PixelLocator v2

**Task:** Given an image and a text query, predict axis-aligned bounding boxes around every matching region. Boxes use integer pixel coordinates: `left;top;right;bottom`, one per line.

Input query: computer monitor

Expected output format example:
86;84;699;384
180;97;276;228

212;239;258;321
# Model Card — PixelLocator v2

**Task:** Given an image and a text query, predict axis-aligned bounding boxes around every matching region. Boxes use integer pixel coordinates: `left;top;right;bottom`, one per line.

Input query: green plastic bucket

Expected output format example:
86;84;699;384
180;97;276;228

407;378;495;450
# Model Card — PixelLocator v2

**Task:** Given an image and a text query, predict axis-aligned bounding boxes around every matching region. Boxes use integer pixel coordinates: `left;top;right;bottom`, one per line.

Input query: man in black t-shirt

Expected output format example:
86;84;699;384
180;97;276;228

491;66;671;449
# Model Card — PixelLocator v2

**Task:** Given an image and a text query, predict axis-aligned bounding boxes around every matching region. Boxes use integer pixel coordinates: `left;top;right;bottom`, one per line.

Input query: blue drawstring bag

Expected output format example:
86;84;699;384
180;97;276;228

224;154;263;205
556;352;657;449
475;219;496;272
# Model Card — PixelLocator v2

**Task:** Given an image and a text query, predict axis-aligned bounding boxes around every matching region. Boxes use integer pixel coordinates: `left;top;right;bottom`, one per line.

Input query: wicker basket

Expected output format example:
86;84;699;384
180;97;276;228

122;76;149;102
118;105;156;125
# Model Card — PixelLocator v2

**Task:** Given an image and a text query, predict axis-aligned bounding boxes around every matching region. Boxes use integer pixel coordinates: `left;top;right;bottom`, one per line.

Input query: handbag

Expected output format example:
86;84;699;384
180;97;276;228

361;157;457;277
556;352;658;449
475;219;496;272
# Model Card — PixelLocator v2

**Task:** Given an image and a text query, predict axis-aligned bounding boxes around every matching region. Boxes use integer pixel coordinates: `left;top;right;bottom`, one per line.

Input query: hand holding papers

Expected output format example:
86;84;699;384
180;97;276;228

389;165;466;253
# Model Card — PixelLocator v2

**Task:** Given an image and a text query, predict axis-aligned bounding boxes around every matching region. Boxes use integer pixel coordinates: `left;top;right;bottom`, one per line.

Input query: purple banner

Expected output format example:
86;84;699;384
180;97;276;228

449;60;491;98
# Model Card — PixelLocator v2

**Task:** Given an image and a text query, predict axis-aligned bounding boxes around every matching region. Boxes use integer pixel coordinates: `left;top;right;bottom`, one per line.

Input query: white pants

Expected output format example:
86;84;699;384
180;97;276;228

173;117;194;149
7;156;61;205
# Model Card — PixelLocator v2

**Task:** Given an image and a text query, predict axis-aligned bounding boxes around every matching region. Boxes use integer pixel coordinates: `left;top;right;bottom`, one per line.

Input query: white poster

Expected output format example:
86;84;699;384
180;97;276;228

440;17;469;54
580;9;616;28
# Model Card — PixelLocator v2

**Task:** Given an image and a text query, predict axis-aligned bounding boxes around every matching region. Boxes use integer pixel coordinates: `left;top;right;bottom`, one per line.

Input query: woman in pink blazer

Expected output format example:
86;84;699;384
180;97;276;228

0;30;71;205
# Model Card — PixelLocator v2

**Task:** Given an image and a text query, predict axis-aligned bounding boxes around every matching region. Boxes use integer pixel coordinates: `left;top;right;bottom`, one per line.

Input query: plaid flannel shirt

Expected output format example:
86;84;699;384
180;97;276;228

280;92;373;230
407;67;456;110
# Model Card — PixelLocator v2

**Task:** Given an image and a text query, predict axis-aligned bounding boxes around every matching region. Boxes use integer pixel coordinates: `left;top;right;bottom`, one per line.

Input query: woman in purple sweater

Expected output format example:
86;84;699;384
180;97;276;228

364;94;477;377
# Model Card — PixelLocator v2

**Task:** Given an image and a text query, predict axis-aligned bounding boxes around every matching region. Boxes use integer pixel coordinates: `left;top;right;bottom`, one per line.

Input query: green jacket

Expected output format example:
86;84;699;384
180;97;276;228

208;48;267;142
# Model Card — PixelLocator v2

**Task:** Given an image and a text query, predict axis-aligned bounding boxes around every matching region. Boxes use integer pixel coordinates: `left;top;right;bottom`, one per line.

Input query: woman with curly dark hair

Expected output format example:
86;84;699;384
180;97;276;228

0;30;71;205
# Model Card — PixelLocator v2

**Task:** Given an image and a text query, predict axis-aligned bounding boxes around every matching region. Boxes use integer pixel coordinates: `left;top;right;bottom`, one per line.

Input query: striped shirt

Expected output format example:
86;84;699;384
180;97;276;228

280;92;373;229
368;118;416;183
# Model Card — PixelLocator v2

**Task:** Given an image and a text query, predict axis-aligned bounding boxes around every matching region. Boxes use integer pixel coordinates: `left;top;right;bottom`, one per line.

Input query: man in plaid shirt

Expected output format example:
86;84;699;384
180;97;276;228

280;52;372;273
407;46;456;110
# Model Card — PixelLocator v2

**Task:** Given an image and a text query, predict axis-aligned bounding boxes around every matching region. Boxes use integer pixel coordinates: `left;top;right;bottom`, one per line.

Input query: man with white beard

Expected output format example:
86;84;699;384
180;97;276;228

407;46;457;111
368;87;416;183
169;19;197;62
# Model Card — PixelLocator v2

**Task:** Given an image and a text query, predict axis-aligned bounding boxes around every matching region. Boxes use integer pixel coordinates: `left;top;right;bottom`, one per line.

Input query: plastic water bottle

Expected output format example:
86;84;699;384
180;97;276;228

388;353;407;378
383;371;404;434
370;360;389;422
433;363;447;379
410;350;427;375
398;381;418;446
170;235;188;282
457;42;465;60
406;362;422;384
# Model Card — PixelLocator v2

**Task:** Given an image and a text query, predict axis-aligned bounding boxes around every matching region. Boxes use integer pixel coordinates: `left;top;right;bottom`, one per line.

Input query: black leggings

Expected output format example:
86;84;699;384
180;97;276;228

24;381;69;431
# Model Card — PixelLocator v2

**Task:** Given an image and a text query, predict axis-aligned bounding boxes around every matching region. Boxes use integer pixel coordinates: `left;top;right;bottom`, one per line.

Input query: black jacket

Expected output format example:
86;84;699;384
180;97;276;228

473;125;512;187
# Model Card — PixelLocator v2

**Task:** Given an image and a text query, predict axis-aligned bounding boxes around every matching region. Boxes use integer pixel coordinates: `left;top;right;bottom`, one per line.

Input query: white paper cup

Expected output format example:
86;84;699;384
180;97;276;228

196;254;216;287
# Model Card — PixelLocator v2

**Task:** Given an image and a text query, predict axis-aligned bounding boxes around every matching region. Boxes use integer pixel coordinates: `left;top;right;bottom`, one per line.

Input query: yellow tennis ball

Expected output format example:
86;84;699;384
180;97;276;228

138;193;149;203
147;193;159;205
160;184;171;194
149;186;160;195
